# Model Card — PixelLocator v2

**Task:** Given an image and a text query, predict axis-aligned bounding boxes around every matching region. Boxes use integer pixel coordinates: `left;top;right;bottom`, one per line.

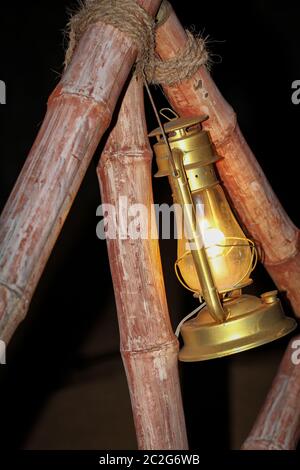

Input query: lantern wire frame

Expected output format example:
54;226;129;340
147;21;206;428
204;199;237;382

174;236;258;295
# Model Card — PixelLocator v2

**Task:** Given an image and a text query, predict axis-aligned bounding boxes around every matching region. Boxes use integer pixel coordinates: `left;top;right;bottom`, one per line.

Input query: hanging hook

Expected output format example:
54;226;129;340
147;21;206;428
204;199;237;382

143;77;179;177
159;108;179;121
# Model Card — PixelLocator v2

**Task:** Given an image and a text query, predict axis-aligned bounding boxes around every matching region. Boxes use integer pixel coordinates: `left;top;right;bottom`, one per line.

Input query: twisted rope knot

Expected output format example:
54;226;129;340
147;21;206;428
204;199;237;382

65;0;208;86
147;31;208;86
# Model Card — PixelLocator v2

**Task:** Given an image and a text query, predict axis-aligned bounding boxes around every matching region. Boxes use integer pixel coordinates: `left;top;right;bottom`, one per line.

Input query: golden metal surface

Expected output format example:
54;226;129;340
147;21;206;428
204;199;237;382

186;166;219;192
148;115;208;137
152;118;220;190
179;294;297;361
261;290;279;304
170;149;227;323
149;114;297;361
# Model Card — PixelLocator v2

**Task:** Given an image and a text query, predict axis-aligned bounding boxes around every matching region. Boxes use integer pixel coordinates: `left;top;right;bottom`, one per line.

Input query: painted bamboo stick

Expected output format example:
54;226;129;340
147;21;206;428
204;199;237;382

0;0;161;342
97;76;188;450
242;334;300;450
155;1;300;316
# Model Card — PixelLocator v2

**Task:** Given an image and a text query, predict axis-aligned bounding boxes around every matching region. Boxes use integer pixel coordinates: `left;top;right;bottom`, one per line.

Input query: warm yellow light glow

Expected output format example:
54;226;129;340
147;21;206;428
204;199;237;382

176;185;254;295
201;219;225;258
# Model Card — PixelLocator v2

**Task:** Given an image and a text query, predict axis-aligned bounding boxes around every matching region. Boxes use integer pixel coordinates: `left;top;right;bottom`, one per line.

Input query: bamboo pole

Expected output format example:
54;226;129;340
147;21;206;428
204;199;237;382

155;1;300;316
0;0;161;342
97;78;187;449
242;334;300;450
97;75;188;450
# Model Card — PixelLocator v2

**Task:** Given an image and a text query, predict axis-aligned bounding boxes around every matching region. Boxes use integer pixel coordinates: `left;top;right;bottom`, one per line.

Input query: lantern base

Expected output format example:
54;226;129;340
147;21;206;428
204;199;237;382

178;293;297;362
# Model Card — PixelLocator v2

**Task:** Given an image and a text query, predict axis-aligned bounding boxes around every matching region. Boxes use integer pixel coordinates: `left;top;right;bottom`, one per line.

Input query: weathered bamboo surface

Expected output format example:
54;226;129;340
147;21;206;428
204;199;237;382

155;1;300;316
242;334;300;450
0;0;161;342
97;76;188;450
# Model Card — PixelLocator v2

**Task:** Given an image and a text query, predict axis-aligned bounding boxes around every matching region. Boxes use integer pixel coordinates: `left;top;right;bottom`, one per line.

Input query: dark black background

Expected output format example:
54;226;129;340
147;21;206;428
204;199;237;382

0;0;299;451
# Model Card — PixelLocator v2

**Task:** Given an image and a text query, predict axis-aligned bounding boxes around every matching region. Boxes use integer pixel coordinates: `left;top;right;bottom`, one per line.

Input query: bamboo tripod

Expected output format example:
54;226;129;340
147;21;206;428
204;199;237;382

0;0;299;450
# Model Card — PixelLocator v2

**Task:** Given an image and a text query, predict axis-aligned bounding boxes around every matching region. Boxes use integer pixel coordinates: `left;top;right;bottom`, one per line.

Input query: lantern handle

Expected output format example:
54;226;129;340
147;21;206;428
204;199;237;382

143;78;179;177
159;108;179;121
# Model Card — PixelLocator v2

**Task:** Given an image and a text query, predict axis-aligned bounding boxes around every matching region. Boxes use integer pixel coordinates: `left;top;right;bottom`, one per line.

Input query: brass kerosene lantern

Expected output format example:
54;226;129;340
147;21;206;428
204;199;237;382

149;114;296;361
